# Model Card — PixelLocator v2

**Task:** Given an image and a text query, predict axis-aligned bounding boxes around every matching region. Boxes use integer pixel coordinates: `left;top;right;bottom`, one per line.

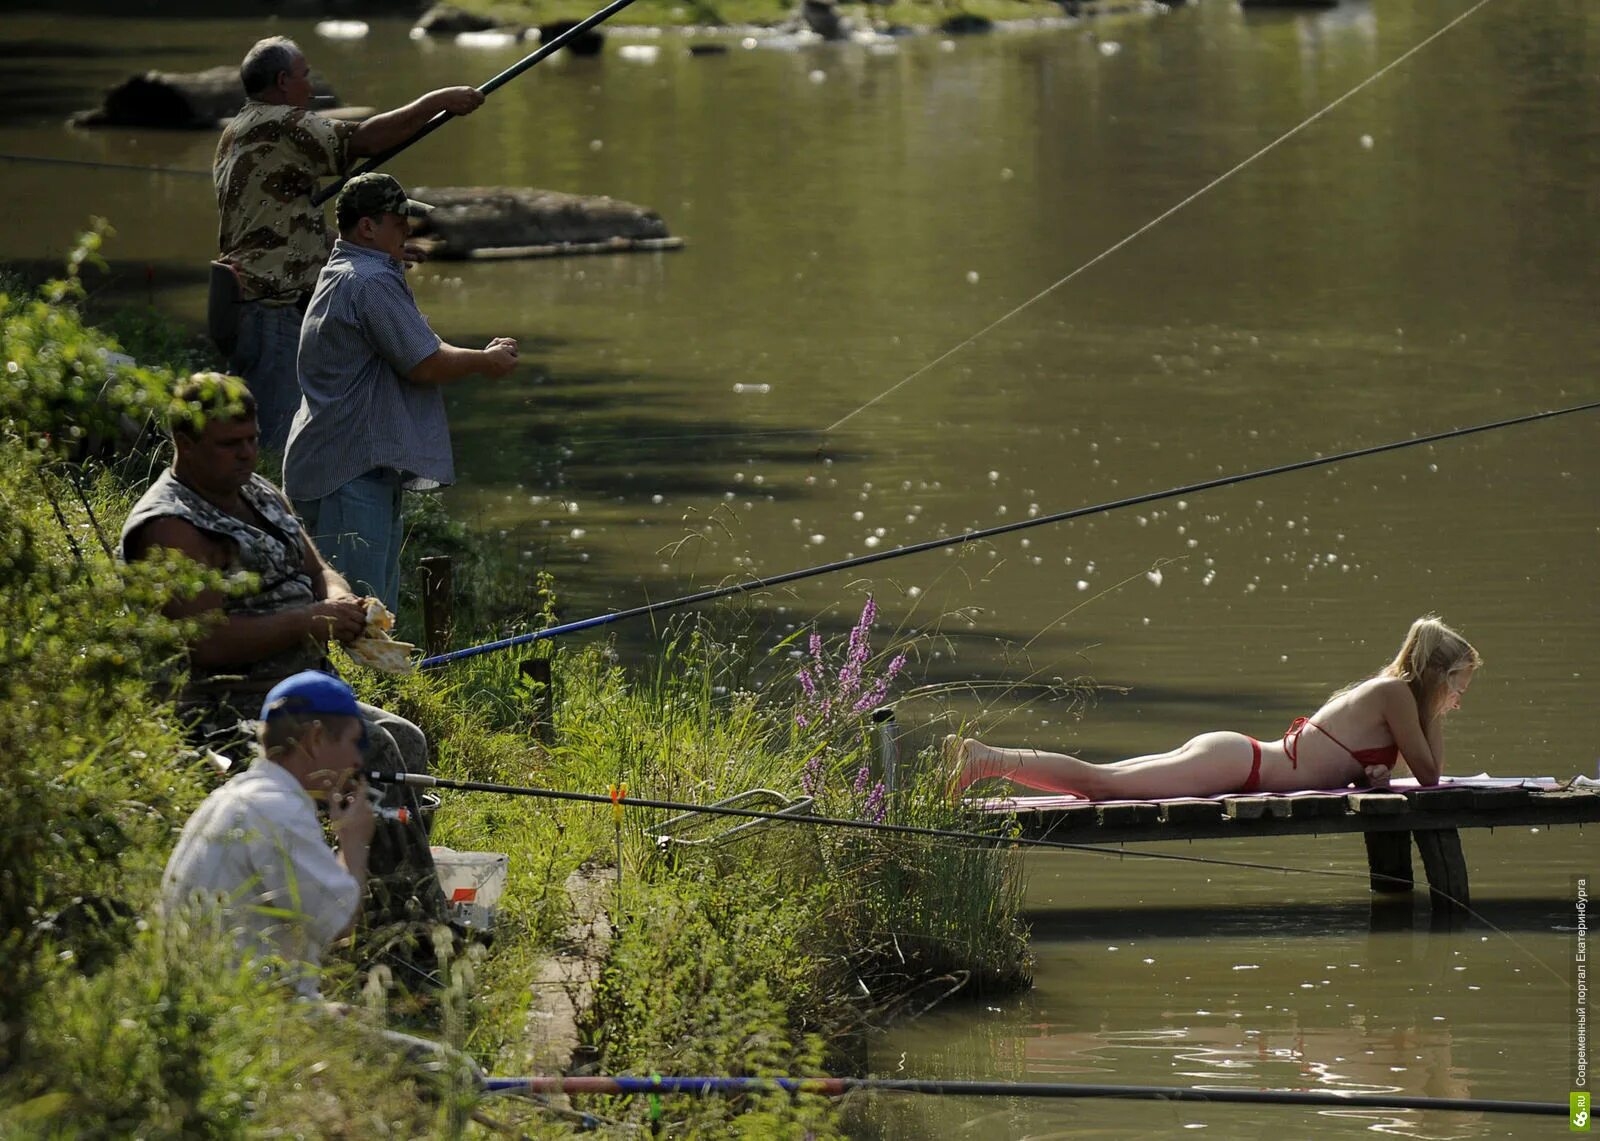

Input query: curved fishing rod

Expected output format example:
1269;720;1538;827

482;1073;1565;1116
420;398;1600;669
380;767;1569;987
311;0;644;208
366;769;1489;920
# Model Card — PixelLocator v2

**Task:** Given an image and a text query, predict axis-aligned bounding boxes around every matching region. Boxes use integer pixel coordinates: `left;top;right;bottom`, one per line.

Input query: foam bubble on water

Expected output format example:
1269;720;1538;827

1146;569;1163;586
809;69;827;83
987;470;1000;482
810;534;826;545
1076;580;1090;591
908;586;922;598
456;29;519;48
864;536;880;548
732;382;771;394
966;270;980;284
618;43;660;62
651;493;664;504
316;20;369;38
590;139;604;151
1098;40;1122;57
741;36;758;49
1360;134;1375;150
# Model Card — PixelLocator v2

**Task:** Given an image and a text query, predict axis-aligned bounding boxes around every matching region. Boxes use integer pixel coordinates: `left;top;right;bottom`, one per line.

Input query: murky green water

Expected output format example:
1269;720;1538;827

3;0;1596;1133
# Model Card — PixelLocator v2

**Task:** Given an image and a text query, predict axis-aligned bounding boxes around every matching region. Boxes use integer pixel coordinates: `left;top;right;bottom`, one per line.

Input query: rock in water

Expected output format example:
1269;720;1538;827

538;20;606;56
71;65;341;129
412;4;498;35
409;186;678;259
798;0;851;41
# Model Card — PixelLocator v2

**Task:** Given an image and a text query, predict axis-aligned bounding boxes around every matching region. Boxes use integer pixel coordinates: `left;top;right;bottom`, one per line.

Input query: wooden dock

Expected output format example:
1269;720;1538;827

978;784;1600;913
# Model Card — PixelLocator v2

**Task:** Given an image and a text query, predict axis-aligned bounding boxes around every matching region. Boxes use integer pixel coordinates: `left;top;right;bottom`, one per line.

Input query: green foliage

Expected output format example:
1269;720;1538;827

589;874;839;1136
0;228;1034;1137
2;920;443;1139
0;222;176;459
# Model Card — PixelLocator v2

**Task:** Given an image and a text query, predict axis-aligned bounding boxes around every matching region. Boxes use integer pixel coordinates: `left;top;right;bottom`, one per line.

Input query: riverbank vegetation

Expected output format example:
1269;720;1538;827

0;228;1030;1136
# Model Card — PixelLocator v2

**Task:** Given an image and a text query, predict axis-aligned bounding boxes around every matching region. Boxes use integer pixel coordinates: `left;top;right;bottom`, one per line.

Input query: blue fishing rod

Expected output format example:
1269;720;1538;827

311;0;643;207
420;398;1600;669
480;1073;1565;1116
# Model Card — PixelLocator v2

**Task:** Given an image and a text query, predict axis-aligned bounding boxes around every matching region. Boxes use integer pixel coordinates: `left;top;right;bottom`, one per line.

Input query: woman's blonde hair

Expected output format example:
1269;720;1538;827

1381;615;1481;716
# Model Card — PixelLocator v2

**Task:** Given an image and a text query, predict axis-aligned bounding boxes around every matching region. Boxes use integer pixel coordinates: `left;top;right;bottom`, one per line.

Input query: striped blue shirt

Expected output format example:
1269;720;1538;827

283;240;447;502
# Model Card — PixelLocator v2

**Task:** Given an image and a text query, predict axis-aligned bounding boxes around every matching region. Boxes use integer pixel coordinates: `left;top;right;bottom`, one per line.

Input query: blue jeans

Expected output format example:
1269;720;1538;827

230;301;304;452
294;468;403;614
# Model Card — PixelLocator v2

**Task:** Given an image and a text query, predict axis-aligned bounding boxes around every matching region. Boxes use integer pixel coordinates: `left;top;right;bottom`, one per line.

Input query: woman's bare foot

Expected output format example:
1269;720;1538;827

944;735;1001;799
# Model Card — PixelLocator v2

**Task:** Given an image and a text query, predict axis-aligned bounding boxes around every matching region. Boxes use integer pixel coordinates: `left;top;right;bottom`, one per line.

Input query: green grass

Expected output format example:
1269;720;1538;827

1;231;1031;1136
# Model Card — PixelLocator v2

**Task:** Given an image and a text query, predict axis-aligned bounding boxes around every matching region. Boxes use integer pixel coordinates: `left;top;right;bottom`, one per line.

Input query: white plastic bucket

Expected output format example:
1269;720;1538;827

430;847;509;930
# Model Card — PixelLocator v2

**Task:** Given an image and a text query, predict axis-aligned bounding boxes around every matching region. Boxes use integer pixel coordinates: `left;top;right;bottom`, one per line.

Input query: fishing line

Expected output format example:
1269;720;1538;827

481;1073;1565;1116
373;767;1569;985
0;152;211;178
822;0;1499;434
420;397;1600;668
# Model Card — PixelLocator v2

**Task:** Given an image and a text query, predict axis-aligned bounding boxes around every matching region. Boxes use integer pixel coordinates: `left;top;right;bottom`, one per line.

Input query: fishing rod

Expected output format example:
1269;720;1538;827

367;767;1472;893
311;0;644;207
419;397;1600;669
373;764;1573;984
482;1073;1565;1116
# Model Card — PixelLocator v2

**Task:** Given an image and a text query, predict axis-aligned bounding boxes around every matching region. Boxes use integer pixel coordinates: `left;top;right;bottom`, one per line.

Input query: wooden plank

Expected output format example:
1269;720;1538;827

1363;831;1414;893
1472;787;1532;811
1025;804;1099;835
1161;800;1224;826
1407;787;1475;813
1286;795;1346;820
1349;793;1410;816
1223;796;1269;820
1415;828;1470;913
1007;787;1600;845
1098;802;1161;828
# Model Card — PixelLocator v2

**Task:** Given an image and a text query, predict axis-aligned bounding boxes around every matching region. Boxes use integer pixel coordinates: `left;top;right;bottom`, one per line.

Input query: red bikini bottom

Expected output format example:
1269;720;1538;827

1240;737;1263;793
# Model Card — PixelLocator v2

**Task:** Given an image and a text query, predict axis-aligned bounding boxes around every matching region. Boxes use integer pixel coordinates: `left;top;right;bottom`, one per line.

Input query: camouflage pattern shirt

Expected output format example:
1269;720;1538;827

214;101;358;303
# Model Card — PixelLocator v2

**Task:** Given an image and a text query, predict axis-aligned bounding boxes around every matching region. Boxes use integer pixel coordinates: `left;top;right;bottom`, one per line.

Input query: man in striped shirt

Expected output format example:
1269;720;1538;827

283;173;518;615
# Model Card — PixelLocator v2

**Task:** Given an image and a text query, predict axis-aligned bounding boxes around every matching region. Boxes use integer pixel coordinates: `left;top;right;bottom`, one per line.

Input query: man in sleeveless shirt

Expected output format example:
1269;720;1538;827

121;373;445;936
215;36;485;450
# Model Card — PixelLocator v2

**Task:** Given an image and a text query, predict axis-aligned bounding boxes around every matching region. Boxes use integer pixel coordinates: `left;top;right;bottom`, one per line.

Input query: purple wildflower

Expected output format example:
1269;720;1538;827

863;781;886;823
800;755;825;797
797;665;816;699
852;652;908;713
852;764;871;794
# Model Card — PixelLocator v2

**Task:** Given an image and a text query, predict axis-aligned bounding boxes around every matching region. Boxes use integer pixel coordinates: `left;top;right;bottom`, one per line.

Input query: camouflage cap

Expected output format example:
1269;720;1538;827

334;173;433;230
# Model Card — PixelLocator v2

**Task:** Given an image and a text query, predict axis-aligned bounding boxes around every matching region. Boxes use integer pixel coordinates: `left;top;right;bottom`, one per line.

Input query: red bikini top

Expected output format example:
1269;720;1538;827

1283;717;1399;769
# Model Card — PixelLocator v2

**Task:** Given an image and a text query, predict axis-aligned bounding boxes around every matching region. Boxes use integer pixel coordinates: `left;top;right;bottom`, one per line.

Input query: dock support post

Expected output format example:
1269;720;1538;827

1363;831;1413;894
419;555;454;657
872;706;898;794
1415;828;1471;914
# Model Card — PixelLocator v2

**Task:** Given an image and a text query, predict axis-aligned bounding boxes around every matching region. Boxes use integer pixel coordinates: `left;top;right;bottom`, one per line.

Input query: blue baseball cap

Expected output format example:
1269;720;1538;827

260;671;369;749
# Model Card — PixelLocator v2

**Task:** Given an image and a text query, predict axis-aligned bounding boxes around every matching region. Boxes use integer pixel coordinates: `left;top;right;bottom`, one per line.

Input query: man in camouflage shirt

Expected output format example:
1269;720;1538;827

214;36;484;450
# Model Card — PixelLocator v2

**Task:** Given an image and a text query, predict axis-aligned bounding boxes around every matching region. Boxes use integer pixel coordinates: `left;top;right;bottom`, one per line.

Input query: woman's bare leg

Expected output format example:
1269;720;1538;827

950;732;1255;799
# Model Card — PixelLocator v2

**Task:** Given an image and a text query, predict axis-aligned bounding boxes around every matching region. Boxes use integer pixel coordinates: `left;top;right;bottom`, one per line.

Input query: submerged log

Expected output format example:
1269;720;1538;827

409;186;680;260
70;65;343;130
